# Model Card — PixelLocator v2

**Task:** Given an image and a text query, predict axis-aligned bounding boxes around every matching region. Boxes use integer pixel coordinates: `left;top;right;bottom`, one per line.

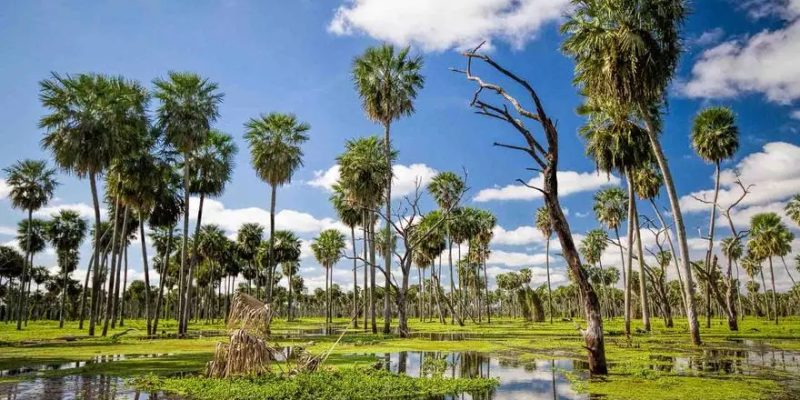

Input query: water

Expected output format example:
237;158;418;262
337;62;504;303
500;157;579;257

374;351;588;400
648;348;800;375
0;375;182;400
0;354;173;377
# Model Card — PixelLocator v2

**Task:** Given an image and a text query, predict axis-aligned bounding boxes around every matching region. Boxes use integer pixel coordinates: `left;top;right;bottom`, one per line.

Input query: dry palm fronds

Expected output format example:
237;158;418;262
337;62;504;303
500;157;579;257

206;329;274;378
227;292;274;336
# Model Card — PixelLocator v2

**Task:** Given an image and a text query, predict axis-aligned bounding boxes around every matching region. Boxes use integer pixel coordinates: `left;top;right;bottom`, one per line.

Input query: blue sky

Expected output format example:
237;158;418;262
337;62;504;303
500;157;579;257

1;0;799;292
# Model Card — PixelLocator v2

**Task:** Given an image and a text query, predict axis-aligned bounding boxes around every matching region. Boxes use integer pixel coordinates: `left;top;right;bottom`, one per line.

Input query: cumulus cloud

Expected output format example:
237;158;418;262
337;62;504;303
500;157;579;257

680;142;800;221
0;226;16;236
0;179;10;200
682;1;800;103
307;163;438;198
691;27;725;47
474;170;619;202
190;198;348;236
487;250;549;267
492;225;545;246
34;202;105;220
328;0;570;52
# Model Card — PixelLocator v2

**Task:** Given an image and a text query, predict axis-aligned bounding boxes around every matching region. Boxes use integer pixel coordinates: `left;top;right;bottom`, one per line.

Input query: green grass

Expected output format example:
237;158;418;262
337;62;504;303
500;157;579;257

1;316;799;399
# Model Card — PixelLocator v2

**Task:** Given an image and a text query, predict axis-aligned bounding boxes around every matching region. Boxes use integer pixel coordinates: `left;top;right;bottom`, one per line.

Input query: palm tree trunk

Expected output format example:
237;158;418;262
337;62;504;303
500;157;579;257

369;217;377;333
362;212;369;332
139;218;153;335
267;184;277;304
447;232;455;324
768;257;778;324
287;268;293;322
78;255;95;329
119;248;128;327
351;225;358;328
483;258;490;323
780;256;796;287
382;122;392;334
703;162;722;329
643;115;701;345
182;193;205;335
325;266;330;330
59;259;68;328
629;181;651;332
88;172;103;336
103;205;125;336
178;159;190;335
16;209;32;331
545;236;553;324
153;227;172;335
110;208;128;330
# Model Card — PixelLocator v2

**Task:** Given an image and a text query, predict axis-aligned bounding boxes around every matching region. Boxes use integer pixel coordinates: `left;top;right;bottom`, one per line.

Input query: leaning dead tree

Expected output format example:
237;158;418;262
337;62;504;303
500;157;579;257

453;42;607;374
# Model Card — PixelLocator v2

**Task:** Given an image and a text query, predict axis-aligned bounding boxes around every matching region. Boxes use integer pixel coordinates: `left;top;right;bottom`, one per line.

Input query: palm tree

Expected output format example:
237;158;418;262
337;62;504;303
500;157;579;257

535;206;555;323
337;136;392;333
272;230;301;320
148;157;184;334
579;102;653;332
353;44;424;334
311;229;346;330
592;187;629;329
785;194;800;226
15;218;48;326
427;171;465;321
4;160;58;330
691;106;739;328
721;236;744;324
749;213;794;324
236;223;264;295
331;184;362;327
562;0;701;345
46;210;87;328
153;72;223;335
580;229;609;318
40;74;147;335
244;112;309;304
474;209;496;323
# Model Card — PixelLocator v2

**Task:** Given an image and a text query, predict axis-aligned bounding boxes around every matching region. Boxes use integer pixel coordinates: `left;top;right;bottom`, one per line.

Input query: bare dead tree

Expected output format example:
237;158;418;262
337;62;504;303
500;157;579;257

452;42;607;374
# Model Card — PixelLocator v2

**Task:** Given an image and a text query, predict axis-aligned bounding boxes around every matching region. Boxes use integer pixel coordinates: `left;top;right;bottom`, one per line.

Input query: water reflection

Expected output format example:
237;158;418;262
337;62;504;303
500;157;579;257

647;348;800;375
377;351;588;400
0;376;182;400
0;354;174;377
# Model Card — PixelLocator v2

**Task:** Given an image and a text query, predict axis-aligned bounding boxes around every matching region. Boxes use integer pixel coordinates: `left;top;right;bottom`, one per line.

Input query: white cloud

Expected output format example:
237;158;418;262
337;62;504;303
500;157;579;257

682;2;800;103
487;250;549;267
492;225;545;246
0;226;16;236
0;179;10;199
680;142;800;215
34;202;104;220
691;27;725;47
328;0;570;52
474;170;619;202
791;110;800;120
307;163;438;199
190;197;348;236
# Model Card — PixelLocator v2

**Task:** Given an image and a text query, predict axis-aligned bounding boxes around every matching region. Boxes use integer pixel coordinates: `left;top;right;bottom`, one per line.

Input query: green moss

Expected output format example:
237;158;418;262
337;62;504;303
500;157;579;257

132;368;498;400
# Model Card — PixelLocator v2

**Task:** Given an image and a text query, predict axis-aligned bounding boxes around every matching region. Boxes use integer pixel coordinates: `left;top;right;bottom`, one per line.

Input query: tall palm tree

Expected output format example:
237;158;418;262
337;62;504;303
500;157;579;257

353;44;424;334
15;218;48;327
535;206;555;323
579;102;653;332
4;160;57;330
562;0;701;345
272;230;301;320
691;106;739;328
182;130;236;329
580;229;609;318
331;184;362;327
40;73;147;335
592;187;629;328
236;223;264;295
749;213;794;324
785;194;800;226
427;171;465;320
311;229;346;329
244;112;309;304
148;156;184;334
46;210;87;328
337;136;392;333
721;236;744;324
153;72;222;335
474;209;496;323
